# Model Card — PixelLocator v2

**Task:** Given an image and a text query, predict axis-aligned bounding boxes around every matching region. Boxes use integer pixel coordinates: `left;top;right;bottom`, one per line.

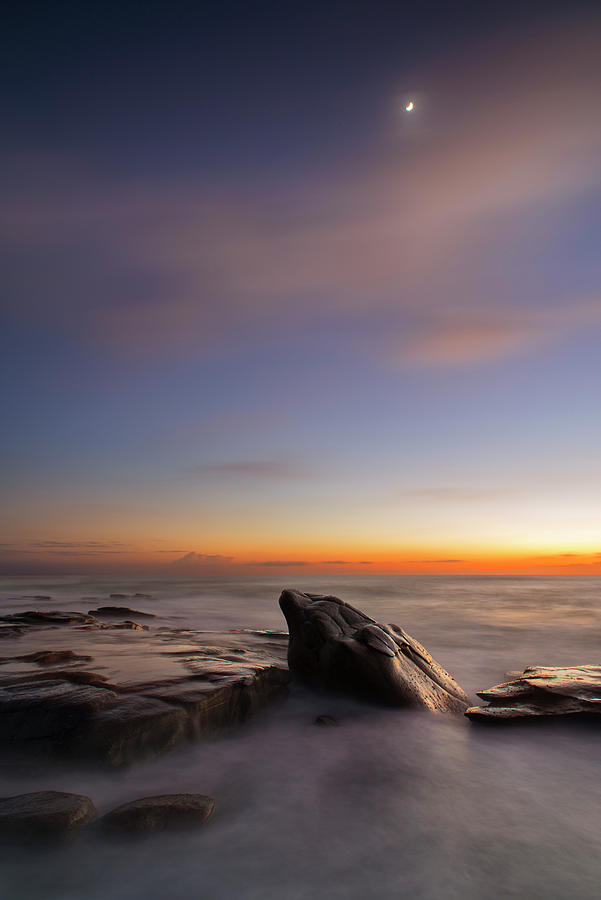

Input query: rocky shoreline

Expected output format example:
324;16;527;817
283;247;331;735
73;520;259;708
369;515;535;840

2;587;599;844
0;599;289;767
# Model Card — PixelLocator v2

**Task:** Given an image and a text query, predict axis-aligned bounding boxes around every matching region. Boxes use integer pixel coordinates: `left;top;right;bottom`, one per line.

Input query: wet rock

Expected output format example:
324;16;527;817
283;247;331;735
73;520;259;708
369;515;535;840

88;606;156;620
21;595;52;601
1;669;111;688
0;626;27;639
109;594;129;599
0;611;98;626
110;621;149;631
133;593;153;600
315;714;339;727
466;665;601;721
73;696;188;766
279;590;468;714
0;623;288;765
141;666;289;739
102;794;214;832
0;680;119;747
0;791;97;837
14;650;92;666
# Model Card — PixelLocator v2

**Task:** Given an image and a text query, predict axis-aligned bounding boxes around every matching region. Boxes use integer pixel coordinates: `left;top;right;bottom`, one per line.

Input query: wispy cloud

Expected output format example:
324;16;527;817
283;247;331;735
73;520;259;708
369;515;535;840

407;559;464;564
29;540;124;549
255;560;309;567
4;14;601;368
171;551;235;567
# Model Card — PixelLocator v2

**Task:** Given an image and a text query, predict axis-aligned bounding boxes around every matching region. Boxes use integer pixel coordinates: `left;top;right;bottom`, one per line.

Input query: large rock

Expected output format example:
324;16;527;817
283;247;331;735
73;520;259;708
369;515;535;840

466;665;601;721
102;794;214;832
0;614;288;765
0;791;97;837
279;590;468;713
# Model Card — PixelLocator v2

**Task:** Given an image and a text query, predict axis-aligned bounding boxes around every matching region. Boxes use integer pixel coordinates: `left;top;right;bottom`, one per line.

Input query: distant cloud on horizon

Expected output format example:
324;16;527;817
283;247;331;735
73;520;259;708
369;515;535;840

407;559;464;564
171;551;235;566
255;560;309;567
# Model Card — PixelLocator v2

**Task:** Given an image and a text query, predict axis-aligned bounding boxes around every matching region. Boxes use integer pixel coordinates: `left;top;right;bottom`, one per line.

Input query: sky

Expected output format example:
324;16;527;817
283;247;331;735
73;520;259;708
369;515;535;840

2;0;601;576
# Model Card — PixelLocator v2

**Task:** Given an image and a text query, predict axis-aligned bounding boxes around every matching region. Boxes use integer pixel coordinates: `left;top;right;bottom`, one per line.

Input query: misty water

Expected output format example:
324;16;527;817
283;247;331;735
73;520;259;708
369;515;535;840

1;575;601;899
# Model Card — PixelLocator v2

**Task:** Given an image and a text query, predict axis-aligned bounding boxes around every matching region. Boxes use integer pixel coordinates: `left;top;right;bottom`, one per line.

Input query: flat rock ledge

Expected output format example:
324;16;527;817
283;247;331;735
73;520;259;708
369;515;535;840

101;794;215;832
279;589;468;714
0;609;289;766
0;791;97;837
466;665;601;721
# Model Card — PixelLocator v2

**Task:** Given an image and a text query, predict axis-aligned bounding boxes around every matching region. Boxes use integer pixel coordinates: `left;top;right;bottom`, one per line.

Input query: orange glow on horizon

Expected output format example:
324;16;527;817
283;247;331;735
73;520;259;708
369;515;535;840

3;540;601;576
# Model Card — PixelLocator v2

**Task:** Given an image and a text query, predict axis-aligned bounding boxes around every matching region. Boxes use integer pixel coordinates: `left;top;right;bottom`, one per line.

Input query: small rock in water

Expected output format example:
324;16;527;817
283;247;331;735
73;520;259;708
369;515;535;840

102;794;215;832
0;791;97;837
0;625;27;638
88;606;156;619
315;714;339;727
109;594;130;599
0;611;98;626
22;595;52;601
110;620;148;631
133;593;153;599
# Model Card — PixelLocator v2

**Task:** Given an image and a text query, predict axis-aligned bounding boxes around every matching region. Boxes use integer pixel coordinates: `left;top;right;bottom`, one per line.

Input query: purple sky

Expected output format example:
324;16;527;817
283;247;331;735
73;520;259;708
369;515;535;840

2;1;601;574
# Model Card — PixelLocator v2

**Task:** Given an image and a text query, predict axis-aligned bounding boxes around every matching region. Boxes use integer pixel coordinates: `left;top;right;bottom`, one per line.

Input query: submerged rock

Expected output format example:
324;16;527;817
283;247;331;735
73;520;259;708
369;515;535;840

466;665;601;721
279;590;468;714
0;791;97;837
315;714;339;727
110;620;149;631
102;793;214;832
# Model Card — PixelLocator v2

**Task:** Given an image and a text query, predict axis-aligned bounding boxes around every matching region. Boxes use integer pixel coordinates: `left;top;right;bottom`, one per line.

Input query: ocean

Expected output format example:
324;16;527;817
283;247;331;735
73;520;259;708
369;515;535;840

1;575;600;899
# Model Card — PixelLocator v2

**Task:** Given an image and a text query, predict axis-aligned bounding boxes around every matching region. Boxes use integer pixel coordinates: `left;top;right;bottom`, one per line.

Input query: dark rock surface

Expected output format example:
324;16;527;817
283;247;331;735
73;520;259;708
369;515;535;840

101;793;214;832
0;611;98;626
315;714;339;727
0;650;92;666
279;589;468;713
110;620;149;631
466;665;601;721
88;606;156;620
0;791;97;836
0;608;289;765
0;625;28;639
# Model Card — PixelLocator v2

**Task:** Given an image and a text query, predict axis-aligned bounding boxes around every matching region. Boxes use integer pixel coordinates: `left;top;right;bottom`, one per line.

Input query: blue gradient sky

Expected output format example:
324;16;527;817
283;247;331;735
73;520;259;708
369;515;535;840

2;1;601;574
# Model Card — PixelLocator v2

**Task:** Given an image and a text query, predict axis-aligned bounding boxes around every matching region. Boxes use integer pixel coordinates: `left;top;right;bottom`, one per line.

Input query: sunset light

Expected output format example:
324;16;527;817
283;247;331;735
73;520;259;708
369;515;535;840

2;2;601;894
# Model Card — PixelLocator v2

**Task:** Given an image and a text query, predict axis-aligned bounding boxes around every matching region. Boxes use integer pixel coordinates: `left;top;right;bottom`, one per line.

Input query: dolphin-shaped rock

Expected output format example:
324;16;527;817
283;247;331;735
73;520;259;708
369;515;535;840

279;590;468;714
